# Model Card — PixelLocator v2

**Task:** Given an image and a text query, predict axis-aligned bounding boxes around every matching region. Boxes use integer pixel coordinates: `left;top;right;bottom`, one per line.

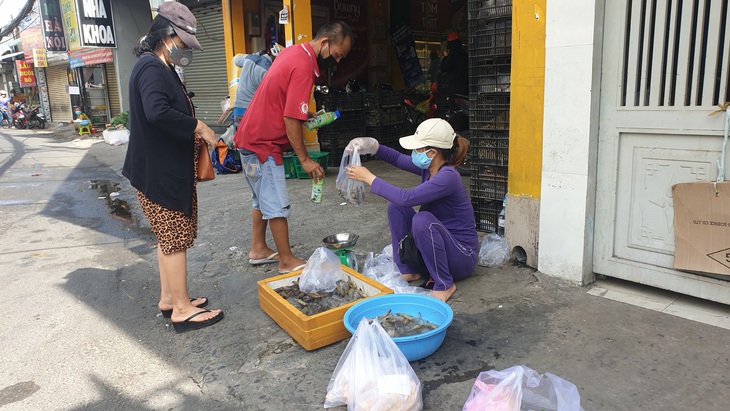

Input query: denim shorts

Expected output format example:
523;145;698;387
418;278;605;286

239;150;290;219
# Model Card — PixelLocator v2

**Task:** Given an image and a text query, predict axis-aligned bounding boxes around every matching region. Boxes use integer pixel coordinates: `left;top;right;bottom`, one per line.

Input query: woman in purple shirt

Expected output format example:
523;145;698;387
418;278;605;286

345;119;478;301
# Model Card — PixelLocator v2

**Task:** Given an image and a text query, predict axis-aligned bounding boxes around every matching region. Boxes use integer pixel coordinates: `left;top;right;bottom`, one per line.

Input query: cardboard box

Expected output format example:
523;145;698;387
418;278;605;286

257;265;393;350
672;181;730;277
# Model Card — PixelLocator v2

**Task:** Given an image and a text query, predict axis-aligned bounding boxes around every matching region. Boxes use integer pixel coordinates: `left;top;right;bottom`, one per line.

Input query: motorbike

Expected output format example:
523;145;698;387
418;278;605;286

25;105;46;129
12;103;27;129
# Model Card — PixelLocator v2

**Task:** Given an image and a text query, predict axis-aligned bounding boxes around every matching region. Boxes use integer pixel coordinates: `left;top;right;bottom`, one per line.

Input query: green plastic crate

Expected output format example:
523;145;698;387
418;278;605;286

283;152;330;179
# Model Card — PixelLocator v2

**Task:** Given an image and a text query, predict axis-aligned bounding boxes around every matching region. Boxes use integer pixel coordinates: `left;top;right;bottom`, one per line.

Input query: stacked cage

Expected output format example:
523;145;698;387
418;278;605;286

468;0;512;232
315;91;366;167
364;90;409;151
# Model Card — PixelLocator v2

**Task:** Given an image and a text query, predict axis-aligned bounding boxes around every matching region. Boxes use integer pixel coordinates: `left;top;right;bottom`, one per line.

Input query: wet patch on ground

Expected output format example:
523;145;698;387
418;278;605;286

90;179;132;220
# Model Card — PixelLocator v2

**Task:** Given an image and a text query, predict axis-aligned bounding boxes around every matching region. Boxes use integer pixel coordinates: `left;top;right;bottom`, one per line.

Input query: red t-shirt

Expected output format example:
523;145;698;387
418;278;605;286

234;43;320;164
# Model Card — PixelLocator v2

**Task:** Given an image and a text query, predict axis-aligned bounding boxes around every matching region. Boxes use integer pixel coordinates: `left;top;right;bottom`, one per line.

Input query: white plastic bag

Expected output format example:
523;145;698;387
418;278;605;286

298;247;342;293
324;317;423;410
102;128;129;146
462;365;584;411
336;147;366;206
220;124;236;148
478;233;510;267
362;245;430;295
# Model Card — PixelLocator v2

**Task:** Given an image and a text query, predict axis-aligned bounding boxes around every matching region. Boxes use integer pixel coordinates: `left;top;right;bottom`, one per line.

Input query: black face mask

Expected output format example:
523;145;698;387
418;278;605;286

317;43;338;70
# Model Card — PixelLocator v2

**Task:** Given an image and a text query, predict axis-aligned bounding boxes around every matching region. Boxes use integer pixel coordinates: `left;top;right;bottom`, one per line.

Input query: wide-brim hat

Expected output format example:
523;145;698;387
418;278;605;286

157;2;203;51
399;118;456;150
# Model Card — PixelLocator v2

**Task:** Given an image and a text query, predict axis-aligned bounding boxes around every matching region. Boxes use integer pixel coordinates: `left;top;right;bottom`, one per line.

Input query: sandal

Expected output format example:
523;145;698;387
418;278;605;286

421;278;435;290
160;297;208;318
172;310;224;333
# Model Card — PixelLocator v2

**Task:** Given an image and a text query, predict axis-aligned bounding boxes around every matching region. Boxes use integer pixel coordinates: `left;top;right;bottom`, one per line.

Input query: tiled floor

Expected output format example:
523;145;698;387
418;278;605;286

588;278;730;330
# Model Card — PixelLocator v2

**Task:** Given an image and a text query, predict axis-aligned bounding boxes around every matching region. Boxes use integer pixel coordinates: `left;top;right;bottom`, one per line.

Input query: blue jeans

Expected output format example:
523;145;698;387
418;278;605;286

0;111;10;126
239;150;290;220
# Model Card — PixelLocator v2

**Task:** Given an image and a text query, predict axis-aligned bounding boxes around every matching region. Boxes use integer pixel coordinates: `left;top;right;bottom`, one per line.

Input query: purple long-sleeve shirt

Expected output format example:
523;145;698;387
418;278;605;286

370;145;479;250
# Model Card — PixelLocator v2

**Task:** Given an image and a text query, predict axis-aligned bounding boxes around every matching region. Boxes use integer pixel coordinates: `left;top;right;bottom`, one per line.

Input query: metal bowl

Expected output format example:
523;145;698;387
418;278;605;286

322;233;359;249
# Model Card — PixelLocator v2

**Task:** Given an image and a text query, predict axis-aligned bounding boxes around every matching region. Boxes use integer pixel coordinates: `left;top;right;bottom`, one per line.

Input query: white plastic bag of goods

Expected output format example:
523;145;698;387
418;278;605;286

102;129;130;146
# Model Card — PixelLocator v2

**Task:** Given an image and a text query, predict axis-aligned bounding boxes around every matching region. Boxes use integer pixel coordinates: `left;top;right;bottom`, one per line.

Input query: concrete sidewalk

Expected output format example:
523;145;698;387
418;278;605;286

1;128;729;410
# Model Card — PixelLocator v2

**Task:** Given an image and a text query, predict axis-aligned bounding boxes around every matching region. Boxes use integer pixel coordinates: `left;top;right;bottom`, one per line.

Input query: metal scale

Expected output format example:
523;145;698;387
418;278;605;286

322;233;359;271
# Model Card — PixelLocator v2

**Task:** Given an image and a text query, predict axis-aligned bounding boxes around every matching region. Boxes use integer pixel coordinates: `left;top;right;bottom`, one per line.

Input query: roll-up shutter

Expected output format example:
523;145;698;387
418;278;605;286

46;65;72;123
105;63;121;118
184;4;228;124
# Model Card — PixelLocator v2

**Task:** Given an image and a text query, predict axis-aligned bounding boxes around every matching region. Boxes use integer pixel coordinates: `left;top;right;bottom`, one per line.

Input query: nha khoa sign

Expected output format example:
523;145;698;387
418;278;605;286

76;0;116;47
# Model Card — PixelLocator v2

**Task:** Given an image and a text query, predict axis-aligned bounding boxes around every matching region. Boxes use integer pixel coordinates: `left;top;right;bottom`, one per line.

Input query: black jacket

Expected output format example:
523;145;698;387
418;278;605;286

122;52;198;215
440;41;469;96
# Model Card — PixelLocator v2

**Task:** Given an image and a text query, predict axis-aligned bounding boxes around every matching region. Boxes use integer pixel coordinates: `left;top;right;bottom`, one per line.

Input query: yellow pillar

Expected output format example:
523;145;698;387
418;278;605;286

285;0;319;150
505;1;546;267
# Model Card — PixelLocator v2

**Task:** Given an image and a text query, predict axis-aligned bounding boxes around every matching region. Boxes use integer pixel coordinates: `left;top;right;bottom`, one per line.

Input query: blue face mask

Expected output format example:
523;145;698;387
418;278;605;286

75;111;81;115
411;149;433;169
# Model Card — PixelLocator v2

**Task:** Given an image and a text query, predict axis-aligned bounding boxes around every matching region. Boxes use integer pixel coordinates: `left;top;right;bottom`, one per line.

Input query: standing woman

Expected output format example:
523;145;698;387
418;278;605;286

344;119;478;302
123;2;223;332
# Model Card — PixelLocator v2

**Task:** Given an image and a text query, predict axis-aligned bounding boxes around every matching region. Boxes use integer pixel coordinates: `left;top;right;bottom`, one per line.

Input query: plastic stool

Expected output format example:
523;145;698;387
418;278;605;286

78;124;92;136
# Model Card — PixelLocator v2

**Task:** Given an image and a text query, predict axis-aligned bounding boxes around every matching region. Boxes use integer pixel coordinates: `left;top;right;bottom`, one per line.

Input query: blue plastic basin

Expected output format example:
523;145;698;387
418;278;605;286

343;294;453;361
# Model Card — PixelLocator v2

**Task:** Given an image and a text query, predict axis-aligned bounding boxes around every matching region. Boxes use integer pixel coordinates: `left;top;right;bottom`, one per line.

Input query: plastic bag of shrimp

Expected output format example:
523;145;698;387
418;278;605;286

336;147;366;206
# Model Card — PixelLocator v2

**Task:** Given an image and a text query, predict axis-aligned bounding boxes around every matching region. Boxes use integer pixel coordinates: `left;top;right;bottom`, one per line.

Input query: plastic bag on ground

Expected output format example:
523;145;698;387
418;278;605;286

362;245;430;295
102;128;129;146
336;147;366;206
462;365;584;411
324;317;423;410
478;233;510;267
298;247;342;293
220;124;236;148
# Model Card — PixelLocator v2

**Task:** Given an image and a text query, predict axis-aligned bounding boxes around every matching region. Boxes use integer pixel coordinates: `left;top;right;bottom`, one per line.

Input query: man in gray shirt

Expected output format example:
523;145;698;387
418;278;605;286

232;44;281;127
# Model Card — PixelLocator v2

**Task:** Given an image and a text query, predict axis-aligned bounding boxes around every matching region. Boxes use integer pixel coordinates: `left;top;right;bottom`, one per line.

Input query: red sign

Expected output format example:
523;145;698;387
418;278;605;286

17;61;37;88
67;48;113;68
21;25;44;63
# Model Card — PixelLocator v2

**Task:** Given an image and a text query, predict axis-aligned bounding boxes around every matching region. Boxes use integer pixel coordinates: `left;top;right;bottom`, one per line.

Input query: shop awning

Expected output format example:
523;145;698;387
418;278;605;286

0;51;24;61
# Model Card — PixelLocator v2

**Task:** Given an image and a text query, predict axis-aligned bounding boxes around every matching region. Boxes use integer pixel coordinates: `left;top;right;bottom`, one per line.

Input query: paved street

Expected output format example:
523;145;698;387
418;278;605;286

1;127;729;410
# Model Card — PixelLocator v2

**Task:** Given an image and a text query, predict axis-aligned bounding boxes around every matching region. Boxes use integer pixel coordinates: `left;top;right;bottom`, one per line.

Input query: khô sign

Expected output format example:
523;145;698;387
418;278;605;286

76;0;116;48
33;49;48;67
17;61;37;88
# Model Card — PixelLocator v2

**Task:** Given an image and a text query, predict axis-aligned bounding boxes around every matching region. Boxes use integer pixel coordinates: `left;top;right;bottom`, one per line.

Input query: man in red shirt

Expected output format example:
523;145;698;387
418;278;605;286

234;21;353;274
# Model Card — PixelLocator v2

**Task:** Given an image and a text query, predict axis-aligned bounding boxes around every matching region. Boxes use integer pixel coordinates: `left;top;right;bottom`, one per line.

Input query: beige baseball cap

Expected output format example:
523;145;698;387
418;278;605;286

399;118;456;150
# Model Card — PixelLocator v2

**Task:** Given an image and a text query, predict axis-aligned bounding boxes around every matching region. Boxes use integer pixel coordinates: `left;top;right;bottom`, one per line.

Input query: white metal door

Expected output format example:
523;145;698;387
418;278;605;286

594;0;730;304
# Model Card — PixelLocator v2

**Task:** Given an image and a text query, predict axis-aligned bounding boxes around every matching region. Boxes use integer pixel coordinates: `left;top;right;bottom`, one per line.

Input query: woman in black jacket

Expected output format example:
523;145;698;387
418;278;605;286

122;2;223;332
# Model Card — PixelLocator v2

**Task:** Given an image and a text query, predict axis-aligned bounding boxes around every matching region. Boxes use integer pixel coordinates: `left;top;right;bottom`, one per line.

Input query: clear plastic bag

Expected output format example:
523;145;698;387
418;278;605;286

298;247;342;293
219;124;236;148
462;365;584;411
478;233;510;267
336;147;366;206
324;317;423;411
362;245;430;295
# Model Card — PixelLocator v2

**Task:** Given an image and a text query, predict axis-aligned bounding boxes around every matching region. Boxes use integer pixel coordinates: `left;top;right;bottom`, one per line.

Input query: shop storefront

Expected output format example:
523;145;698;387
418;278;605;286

179;0;229;124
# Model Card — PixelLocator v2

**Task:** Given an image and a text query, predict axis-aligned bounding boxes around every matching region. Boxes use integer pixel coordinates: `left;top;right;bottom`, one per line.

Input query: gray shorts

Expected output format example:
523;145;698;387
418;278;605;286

239;150;291;219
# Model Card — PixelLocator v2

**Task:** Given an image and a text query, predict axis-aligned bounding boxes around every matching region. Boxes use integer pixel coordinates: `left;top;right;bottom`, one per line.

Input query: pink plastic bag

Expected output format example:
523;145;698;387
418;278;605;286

463;365;584;411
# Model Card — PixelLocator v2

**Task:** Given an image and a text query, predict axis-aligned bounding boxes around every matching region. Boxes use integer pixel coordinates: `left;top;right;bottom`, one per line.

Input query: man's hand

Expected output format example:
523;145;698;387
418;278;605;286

301;156;324;182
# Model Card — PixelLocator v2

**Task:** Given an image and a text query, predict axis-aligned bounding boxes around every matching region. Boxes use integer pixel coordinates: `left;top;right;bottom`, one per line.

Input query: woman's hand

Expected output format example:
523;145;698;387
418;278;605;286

194;120;217;149
345;164;376;185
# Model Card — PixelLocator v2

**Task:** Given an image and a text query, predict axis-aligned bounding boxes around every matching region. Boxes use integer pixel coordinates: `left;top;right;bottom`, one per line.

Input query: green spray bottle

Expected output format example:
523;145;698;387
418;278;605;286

305;110;341;130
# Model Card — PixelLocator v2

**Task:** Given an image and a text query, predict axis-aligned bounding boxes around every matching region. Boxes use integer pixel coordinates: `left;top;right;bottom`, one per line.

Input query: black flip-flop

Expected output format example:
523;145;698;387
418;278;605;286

172;309;224;333
160;297;209;318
